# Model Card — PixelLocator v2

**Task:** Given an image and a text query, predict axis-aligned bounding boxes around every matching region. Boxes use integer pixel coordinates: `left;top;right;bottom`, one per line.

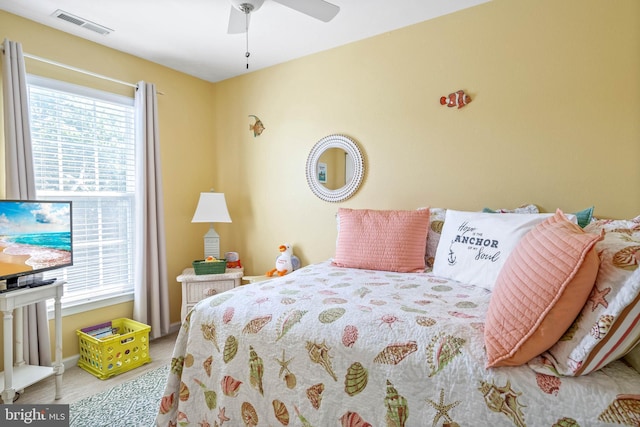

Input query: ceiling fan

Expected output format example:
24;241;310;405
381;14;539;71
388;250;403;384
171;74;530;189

227;0;340;34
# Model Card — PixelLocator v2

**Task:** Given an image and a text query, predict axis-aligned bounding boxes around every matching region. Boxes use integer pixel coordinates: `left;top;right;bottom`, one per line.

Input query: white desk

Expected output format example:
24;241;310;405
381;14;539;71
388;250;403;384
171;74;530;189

0;281;64;404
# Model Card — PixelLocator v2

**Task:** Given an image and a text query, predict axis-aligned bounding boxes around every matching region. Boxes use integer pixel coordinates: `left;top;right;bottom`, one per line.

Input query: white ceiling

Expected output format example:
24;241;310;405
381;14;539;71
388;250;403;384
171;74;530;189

0;0;490;83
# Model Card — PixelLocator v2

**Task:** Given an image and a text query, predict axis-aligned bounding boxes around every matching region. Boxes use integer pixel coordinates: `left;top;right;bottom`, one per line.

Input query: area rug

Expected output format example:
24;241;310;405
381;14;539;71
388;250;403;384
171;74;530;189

69;364;169;427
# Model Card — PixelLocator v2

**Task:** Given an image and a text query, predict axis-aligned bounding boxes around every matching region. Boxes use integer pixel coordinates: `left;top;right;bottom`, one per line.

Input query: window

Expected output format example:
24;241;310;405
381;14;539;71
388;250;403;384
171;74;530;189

27;76;136;309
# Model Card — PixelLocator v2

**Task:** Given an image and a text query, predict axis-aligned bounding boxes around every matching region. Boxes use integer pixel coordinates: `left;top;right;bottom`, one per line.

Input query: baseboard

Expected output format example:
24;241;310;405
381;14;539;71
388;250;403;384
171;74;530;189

62;354;80;372
168;321;181;334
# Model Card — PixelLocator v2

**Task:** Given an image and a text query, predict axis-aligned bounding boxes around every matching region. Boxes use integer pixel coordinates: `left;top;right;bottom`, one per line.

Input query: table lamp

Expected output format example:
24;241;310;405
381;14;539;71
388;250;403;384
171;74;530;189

191;192;232;259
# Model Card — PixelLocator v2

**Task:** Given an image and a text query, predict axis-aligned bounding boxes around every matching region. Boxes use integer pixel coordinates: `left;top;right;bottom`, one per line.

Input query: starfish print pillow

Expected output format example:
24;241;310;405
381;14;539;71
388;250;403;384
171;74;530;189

528;215;640;376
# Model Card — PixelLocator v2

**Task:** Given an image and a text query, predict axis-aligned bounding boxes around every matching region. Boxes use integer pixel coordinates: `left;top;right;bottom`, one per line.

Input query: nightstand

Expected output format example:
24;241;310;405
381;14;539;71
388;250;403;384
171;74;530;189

177;267;244;321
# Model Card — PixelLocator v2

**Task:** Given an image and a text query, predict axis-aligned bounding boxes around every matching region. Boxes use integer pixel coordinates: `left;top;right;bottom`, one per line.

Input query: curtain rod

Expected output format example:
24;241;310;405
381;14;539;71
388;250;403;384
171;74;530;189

2;47;164;94
23;52;138;89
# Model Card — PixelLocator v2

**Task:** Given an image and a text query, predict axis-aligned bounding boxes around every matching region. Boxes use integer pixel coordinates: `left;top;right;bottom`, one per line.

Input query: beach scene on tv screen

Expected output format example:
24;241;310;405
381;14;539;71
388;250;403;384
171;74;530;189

0;201;72;277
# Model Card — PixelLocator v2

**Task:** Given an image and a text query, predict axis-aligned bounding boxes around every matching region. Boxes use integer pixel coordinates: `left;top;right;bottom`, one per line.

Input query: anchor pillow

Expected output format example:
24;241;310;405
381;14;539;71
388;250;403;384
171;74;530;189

432;210;554;289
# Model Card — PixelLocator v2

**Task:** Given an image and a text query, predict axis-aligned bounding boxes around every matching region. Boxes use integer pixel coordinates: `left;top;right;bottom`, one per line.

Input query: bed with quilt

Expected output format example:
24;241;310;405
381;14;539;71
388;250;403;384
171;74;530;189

156;207;640;427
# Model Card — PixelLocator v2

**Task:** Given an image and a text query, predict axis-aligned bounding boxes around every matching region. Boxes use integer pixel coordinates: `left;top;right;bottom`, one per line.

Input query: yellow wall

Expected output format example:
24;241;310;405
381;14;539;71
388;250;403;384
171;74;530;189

215;0;640;276
0;11;217;362
0;0;639;363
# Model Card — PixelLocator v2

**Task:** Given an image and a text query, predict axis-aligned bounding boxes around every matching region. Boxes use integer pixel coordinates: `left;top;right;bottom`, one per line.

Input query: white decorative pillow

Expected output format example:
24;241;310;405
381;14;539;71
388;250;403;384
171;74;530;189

432;210;553;289
530;215;640;376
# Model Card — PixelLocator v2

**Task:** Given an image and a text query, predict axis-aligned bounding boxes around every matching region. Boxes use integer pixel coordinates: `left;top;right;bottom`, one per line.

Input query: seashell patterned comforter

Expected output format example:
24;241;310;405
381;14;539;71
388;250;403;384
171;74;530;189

156;261;640;427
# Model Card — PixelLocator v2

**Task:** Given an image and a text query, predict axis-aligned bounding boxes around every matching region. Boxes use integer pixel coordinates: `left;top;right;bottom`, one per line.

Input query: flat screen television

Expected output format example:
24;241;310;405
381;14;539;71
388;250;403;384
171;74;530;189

0;200;72;290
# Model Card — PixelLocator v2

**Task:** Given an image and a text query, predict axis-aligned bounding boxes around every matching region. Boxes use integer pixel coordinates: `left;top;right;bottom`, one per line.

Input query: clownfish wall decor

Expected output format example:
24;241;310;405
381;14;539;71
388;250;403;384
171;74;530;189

440;90;472;109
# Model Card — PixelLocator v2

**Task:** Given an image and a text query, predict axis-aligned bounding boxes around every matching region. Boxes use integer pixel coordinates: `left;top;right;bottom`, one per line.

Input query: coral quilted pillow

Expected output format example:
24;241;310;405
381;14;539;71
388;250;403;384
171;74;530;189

332;208;430;273
529;215;640;376
485;210;602;368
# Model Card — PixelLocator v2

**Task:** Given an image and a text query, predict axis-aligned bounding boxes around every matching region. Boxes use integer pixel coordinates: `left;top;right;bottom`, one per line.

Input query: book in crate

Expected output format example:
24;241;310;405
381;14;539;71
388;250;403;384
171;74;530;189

76;318;151;379
193;258;226;275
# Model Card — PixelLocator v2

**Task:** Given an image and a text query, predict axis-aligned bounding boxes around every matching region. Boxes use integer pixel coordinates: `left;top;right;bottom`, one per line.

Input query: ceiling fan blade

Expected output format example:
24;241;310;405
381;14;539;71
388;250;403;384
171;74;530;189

272;0;340;22
228;6;250;34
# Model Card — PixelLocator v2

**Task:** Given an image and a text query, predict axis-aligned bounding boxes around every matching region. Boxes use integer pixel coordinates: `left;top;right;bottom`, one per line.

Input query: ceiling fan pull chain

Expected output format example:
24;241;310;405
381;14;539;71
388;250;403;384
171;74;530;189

245;11;250;69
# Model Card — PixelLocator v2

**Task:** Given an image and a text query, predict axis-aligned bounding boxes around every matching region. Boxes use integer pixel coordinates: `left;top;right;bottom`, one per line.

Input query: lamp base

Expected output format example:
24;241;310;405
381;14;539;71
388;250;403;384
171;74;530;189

204;225;221;259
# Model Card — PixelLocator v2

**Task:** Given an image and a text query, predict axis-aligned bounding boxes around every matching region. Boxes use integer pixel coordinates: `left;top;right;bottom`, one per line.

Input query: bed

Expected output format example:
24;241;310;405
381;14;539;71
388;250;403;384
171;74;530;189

156;208;640;427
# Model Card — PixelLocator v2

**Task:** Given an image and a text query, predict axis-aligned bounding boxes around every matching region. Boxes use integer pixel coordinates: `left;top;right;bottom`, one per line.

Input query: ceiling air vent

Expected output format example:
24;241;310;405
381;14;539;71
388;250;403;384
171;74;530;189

52;9;113;35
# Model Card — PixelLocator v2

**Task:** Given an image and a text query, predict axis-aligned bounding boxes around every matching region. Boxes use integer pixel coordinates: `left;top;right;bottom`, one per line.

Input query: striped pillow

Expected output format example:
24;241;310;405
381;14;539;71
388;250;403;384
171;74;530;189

529;215;640;376
332;208;430;273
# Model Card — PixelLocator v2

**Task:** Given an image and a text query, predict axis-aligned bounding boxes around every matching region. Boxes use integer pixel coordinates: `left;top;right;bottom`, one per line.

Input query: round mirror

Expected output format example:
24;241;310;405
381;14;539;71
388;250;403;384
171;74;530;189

306;134;364;202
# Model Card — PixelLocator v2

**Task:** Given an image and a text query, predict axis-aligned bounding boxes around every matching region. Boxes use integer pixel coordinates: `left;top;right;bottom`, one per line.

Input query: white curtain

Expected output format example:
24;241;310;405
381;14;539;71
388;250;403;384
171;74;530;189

133;81;170;339
2;38;52;366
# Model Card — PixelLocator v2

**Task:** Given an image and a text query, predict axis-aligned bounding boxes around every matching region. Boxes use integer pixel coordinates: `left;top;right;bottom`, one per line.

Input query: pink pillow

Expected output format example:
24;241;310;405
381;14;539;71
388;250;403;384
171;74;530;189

333;208;430;273
485;210;602;367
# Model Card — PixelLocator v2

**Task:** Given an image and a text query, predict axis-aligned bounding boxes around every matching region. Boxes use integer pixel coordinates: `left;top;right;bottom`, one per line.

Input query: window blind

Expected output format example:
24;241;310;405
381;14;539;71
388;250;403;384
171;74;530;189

27;76;136;307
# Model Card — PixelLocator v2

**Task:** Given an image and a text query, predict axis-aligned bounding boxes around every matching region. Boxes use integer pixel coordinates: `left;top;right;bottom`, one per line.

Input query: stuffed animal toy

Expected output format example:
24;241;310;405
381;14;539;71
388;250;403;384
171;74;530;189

225;251;242;269
266;243;300;277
